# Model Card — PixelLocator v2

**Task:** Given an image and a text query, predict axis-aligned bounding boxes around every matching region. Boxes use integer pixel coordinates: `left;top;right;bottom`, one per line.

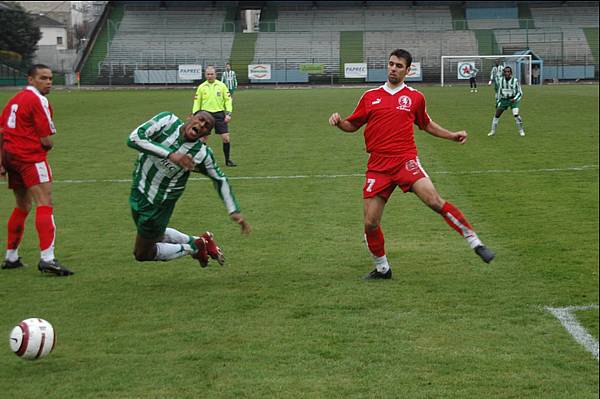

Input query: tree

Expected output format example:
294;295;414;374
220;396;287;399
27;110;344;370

0;3;41;65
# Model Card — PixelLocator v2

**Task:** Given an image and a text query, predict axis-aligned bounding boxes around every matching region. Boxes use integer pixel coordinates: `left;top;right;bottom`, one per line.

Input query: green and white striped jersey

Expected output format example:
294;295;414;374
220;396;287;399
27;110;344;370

489;64;505;82
127;112;240;213
221;70;237;91
495;76;523;102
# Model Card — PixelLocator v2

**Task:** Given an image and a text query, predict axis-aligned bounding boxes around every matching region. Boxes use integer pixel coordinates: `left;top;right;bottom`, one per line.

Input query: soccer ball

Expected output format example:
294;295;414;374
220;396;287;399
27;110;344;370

9;318;56;360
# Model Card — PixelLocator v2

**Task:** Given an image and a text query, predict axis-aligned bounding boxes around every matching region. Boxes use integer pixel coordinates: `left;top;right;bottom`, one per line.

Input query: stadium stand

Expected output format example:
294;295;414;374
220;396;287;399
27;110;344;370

93;3;235;83
252;31;339;81
495;28;595;65
75;1;598;85
465;6;520;30
105;7;233;64
530;4;599;28
275;4;453;31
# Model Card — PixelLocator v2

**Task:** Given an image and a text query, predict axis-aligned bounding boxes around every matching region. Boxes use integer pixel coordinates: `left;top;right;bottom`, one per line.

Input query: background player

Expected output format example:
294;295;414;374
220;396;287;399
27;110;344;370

127;110;251;266
0;64;74;276
469;64;479;93
329;49;495;280
488;66;525;137
488;59;505;88
221;63;238;97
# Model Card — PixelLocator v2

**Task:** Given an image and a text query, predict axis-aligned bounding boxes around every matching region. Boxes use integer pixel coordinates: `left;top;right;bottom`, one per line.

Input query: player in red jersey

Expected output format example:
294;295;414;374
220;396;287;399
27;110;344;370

329;49;495;280
0;64;73;276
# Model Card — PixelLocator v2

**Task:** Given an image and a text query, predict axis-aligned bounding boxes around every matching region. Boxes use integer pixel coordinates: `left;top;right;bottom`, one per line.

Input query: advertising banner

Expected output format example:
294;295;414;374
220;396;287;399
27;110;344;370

299;64;325;74
248;64;272;80
178;64;202;80
407;62;422;79
344;63;367;78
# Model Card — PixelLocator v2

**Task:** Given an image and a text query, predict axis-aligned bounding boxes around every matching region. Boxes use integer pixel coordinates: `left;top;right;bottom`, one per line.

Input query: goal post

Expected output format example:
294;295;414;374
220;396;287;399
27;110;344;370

440;55;532;87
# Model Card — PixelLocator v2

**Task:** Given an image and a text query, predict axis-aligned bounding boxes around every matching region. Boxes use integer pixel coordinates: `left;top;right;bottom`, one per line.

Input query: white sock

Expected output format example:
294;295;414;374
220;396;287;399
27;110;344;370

514;115;524;132
491;117;499;133
374;255;390;273
154;243;194;261
163;227;195;245
40;246;55;262
466;234;483;249
6;249;19;262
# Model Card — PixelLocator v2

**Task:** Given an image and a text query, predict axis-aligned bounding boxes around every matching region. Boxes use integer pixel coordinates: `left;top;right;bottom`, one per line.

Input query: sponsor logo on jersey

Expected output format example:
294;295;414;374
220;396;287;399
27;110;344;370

397;95;412;111
157;158;180;178
406;160;419;172
371;98;381;105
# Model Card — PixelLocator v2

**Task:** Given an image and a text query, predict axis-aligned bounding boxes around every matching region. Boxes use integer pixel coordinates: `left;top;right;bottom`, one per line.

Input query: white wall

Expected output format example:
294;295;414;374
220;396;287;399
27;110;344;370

39;27;68;50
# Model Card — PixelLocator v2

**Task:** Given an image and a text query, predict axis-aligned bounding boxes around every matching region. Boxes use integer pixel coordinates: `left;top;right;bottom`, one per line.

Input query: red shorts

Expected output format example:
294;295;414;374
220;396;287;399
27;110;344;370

3;153;52;190
363;155;429;200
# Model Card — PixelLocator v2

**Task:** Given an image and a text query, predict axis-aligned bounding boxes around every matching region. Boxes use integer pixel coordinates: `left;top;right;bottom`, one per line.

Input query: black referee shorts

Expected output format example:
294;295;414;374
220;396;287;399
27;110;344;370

208;111;229;134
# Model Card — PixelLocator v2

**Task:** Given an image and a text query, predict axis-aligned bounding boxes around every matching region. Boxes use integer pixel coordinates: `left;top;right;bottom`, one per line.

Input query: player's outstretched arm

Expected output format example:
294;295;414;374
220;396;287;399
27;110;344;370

329;113;359;132
424;120;467;144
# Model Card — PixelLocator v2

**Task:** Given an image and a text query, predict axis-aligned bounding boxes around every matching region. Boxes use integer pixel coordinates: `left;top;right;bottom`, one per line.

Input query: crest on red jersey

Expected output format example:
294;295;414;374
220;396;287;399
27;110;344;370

397;95;412;111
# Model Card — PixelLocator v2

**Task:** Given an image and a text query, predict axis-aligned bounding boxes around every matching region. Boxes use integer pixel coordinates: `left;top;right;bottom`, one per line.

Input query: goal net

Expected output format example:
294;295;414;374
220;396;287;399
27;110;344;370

440;55;532;87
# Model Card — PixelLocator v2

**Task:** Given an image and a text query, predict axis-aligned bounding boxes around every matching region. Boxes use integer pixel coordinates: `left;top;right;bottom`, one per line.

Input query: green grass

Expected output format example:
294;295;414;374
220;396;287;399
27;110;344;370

0;84;598;398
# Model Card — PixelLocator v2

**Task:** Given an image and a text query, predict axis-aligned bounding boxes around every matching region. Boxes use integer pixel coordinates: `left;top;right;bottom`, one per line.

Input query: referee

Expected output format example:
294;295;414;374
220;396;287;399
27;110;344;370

192;66;236;166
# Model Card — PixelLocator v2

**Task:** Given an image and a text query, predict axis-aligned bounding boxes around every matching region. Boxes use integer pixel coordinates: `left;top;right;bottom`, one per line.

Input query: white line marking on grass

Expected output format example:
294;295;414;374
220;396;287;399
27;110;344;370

1;165;597;185
545;305;599;361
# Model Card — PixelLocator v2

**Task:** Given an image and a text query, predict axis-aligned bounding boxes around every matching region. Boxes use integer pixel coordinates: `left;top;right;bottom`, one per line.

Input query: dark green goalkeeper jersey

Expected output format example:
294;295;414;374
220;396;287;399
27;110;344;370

127;112;240;213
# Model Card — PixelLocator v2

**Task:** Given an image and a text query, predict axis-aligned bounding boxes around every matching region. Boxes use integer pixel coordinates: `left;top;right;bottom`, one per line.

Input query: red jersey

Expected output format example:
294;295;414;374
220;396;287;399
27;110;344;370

346;83;431;160
0;86;56;162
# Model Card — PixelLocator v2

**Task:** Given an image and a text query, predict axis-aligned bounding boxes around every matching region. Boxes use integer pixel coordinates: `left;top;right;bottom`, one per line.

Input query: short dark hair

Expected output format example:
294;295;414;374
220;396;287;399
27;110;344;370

389;49;412;68
193;110;215;130
27;64;51;78
503;66;512;73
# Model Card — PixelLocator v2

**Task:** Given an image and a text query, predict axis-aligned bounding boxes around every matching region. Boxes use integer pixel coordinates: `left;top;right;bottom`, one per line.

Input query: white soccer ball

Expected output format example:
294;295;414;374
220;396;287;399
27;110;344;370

9;318;56;360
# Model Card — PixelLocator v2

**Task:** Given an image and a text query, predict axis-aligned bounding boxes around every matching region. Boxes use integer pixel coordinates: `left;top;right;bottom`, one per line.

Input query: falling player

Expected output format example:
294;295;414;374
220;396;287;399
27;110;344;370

127;110;251;267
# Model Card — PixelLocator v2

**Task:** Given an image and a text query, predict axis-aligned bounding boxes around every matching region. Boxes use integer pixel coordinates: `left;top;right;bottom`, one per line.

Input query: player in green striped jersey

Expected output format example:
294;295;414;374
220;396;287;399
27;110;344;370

488;66;525;137
221;63;237;96
127;110;251;266
487;59;505;88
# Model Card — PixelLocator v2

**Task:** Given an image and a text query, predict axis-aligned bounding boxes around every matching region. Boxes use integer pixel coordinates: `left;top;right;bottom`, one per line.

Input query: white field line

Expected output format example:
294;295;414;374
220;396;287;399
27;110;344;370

545;305;599;361
1;164;596;185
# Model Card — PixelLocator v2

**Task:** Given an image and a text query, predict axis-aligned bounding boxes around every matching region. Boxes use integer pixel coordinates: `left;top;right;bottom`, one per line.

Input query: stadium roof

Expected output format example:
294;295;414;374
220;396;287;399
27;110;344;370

31;14;65;28
513;49;543;61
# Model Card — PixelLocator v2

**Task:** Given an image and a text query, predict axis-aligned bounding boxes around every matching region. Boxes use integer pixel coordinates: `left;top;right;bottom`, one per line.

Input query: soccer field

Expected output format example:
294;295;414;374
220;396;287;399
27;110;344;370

0;84;598;398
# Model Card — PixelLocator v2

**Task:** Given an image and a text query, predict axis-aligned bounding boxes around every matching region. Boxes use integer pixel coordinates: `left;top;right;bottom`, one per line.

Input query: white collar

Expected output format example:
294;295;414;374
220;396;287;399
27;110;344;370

382;82;406;95
26;85;43;96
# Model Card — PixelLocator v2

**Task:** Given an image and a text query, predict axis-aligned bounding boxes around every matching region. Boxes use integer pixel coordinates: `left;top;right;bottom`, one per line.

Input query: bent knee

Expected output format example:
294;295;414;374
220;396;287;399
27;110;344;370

134;250;154;262
364;221;380;231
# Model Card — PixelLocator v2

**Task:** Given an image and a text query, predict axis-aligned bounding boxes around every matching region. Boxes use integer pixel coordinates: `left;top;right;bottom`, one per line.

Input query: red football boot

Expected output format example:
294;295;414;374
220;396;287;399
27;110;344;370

202;232;225;266
191;237;209;267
